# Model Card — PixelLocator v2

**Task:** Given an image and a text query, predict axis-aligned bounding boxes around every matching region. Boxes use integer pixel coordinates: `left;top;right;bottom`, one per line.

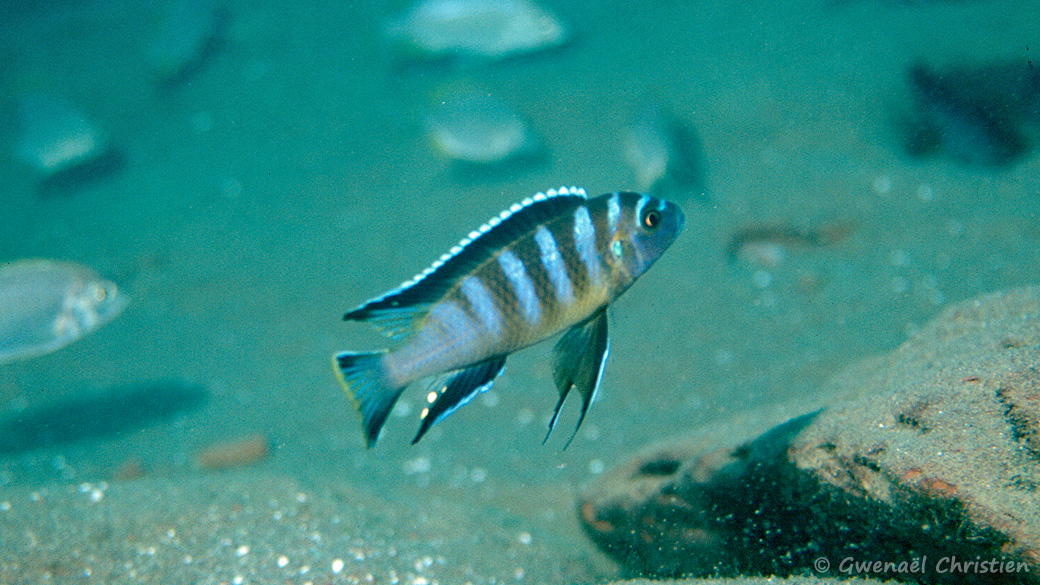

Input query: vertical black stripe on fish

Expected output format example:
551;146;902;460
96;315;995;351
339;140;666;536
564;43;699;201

472;250;526;347
343;188;588;329
508;235;557;323
546;210;592;304
588;196;616;262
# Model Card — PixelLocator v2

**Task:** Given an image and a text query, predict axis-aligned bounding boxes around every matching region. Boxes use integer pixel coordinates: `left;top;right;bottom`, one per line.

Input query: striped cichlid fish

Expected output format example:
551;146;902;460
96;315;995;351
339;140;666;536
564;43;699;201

333;186;684;447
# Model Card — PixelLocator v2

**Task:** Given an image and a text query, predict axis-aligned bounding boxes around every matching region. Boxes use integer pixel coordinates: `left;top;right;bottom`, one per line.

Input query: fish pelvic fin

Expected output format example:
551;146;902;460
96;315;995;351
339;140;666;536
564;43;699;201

546;307;610;449
332;350;405;448
412;356;507;444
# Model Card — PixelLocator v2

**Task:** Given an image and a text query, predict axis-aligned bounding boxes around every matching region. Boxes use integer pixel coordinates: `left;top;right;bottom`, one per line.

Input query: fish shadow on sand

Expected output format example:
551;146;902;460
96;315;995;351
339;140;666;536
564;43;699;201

36;148;127;198
0;380;207;455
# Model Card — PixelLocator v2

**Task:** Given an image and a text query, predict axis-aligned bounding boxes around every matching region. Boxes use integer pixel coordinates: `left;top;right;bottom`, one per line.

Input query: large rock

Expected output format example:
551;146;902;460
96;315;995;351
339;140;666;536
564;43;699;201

579;287;1040;584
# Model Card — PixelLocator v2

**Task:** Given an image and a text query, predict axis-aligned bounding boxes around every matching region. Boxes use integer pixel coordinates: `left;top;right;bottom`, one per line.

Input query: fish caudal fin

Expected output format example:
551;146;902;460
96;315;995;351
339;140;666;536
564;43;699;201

332;351;404;448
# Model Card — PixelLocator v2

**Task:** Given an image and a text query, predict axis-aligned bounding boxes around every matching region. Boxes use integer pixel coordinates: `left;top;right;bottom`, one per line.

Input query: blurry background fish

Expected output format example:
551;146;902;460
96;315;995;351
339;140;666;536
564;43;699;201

897;60;1040;168
623;96;710;204
11;94;125;195
424;84;543;168
145;0;231;90
0;259;127;365
384;0;569;64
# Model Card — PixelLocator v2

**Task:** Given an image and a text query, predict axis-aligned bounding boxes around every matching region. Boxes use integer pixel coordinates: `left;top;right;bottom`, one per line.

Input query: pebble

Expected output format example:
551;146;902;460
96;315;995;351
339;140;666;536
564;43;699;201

196;434;271;470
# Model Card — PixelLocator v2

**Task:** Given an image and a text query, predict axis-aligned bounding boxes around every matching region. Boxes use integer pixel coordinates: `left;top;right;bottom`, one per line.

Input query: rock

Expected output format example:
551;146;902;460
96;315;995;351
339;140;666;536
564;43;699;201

579;286;1040;583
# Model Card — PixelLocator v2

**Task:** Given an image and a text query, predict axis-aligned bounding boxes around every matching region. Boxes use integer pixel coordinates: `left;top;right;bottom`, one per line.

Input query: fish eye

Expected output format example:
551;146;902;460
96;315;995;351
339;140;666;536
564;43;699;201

642;210;661;230
96;283;117;303
87;283;106;302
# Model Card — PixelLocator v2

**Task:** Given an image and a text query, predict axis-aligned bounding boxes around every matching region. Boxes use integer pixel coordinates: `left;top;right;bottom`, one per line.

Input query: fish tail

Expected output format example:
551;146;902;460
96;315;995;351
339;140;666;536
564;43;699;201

332;351;405;448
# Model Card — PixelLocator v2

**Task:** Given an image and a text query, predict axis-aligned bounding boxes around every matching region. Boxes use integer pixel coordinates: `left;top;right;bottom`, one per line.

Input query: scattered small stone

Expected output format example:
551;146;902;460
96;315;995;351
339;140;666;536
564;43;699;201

112;459;145;481
196;433;270;471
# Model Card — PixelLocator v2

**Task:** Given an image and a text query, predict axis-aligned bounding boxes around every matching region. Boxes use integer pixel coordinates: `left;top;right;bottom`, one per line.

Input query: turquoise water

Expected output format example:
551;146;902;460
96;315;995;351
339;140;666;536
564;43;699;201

1;0;1039;580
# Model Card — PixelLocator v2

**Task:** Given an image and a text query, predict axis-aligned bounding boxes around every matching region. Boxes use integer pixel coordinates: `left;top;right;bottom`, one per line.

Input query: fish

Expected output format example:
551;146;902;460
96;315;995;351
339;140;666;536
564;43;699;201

333;186;684;447
424;86;540;165
146;0;231;89
725;223;853;265
14;95;109;177
384;0;568;62
0;259;127;364
903;63;1029;168
13;94;125;194
624;98;710;203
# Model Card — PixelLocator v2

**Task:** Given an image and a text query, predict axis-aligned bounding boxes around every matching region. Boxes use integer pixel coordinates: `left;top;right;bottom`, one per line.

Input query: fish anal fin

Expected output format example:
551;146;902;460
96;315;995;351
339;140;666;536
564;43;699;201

412;356;507;444
547;308;610;448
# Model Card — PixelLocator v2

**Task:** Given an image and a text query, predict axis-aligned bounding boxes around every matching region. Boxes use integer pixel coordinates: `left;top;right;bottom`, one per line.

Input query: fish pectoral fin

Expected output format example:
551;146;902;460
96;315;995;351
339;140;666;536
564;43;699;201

547;307;610;448
412;356;507;444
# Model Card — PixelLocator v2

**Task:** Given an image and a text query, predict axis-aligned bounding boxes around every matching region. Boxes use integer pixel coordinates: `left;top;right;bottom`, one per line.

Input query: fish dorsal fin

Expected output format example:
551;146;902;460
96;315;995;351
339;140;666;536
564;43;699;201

344;186;588;337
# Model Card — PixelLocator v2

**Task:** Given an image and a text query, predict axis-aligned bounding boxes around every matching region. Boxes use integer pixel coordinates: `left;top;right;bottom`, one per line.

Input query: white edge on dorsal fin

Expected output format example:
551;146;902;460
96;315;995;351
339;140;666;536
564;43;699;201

360;186;588;307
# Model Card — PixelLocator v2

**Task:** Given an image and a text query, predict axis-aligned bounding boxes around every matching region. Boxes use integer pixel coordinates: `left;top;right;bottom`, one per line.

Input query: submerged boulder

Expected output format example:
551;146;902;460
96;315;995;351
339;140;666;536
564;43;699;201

579;287;1040;584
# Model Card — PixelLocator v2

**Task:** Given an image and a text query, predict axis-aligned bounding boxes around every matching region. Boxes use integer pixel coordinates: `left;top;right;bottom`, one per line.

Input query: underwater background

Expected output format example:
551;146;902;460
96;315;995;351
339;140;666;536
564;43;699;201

1;0;1039;582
